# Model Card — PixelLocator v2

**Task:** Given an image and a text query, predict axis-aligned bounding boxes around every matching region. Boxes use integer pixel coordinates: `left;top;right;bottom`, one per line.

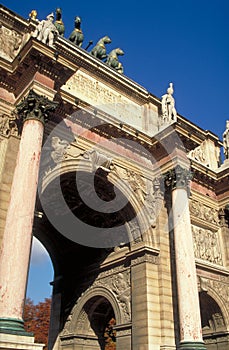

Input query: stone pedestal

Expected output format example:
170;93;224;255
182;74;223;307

0;333;44;350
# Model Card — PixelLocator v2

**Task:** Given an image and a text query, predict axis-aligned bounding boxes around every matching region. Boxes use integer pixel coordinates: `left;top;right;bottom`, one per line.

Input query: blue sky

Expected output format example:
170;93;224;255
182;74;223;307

2;0;228;303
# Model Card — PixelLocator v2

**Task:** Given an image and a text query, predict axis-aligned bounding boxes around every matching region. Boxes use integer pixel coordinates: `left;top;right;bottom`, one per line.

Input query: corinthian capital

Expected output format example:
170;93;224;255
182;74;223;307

164;165;192;191
15;89;58;126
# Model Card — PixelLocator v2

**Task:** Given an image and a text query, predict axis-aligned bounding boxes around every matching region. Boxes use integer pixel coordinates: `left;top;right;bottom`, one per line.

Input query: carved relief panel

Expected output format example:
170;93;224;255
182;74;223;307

0;26;29;61
189;199;219;226
192;225;223;265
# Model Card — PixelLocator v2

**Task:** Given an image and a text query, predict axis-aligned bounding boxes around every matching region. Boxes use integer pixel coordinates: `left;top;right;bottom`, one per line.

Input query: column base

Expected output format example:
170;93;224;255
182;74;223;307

0;332;44;350
0;318;31;336
179;341;206;350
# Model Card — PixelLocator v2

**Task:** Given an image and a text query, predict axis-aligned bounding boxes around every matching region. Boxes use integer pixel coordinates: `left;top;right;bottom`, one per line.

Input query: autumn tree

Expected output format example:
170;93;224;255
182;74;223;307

104;317;116;350
24;298;51;350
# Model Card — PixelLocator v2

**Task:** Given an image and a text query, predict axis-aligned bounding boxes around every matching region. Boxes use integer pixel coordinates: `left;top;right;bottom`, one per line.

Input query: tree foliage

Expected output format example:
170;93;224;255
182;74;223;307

104;317;116;350
24;298;51;350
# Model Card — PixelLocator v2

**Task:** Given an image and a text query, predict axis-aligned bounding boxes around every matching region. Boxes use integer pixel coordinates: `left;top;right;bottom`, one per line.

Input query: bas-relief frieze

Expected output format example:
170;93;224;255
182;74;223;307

191;225;222;265
62;71;143;129
189;199;219;226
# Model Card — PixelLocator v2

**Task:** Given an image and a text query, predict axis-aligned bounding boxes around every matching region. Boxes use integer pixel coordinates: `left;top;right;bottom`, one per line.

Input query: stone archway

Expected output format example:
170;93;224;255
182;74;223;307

60;285;129;350
199;292;229;350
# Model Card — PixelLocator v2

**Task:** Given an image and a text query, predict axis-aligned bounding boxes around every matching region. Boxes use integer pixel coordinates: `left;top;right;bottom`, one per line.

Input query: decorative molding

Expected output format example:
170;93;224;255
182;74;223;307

131;252;160;266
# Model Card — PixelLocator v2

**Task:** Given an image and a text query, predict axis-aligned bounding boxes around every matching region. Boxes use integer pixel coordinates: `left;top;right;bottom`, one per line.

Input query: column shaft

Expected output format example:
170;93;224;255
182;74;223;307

172;187;205;349
0;119;44;324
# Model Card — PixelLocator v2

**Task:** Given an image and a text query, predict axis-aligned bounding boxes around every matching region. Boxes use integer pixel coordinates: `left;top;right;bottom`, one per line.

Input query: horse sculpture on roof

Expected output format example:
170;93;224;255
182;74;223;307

90;36;112;60
106;48;124;73
54;8;65;36
69;16;84;47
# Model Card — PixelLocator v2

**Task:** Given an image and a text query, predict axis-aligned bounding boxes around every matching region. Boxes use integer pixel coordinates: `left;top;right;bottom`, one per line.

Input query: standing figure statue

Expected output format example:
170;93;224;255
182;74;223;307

90;36;112;60
223;120;229;159
106;48;124;73
54;8;65;36
69;16;84;47
161;82;177;122
33;13;58;47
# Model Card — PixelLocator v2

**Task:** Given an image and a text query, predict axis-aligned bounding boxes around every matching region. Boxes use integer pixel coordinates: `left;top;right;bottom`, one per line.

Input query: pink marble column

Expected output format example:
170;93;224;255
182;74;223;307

165;165;206;350
0;90;57;334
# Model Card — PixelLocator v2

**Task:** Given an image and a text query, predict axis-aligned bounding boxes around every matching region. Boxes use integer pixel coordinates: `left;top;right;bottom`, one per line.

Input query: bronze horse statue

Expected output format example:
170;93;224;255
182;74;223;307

54;8;65;36
106;48;124;73
69;16;84;47
90;36;112;60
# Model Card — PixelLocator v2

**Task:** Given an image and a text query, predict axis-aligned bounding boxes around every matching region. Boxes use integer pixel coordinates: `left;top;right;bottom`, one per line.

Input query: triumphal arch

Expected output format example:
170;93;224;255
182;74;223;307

0;5;229;350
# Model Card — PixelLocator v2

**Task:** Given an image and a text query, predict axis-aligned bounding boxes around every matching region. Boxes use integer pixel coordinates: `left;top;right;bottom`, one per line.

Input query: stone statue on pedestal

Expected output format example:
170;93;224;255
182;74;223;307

161;82;177;123
33;13;58;47
223;120;229;159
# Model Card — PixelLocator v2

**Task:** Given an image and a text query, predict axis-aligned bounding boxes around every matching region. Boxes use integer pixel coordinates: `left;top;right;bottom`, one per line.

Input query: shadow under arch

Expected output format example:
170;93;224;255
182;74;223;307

38;156;158;248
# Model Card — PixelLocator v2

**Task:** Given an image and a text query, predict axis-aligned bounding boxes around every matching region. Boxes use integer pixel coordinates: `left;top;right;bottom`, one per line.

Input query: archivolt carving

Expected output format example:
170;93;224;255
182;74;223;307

192;225;222;265
190;200;219;226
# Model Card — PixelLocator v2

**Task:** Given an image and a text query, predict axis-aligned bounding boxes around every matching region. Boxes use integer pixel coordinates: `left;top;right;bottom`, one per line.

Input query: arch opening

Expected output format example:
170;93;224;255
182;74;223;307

199;292;229;350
